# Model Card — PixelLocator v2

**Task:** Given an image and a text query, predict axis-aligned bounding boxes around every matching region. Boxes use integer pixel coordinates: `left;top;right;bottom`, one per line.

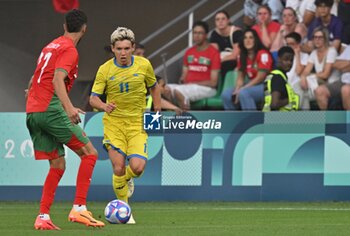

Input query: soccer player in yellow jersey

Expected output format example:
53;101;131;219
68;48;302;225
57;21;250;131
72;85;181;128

89;27;161;224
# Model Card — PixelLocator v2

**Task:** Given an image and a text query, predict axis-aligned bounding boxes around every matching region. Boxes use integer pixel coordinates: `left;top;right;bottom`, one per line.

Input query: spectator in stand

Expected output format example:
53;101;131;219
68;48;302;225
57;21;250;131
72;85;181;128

302;0;343;53
210;10;243;79
315;45;350;109
221;28;273;110
243;0;284;28
338;0;350;45
284;32;310;109
286;0;313;22
300;27;340;106
146;76;182;115
302;0;339;26
270;7;307;54
165;21;220;110
262;46;300;111
134;42;145;57
252;5;281;49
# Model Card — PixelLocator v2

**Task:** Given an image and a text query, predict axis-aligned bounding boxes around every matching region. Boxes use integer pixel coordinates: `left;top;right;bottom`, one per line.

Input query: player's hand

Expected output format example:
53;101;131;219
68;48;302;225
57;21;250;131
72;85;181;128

67;107;85;124
103;102;116;114
24;89;29;100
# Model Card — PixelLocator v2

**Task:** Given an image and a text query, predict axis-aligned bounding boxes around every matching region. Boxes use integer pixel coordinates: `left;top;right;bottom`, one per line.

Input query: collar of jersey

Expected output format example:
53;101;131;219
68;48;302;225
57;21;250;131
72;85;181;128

114;56;134;68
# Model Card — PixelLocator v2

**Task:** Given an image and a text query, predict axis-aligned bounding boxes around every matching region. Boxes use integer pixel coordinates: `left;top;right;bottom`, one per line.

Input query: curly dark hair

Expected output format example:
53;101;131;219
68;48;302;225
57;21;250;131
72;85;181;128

64;9;87;33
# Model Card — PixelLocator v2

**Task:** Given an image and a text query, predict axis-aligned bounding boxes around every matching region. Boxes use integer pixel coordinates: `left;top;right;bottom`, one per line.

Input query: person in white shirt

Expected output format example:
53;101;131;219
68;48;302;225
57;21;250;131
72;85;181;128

315;45;350;109
284;32;310;109
300;27;340;108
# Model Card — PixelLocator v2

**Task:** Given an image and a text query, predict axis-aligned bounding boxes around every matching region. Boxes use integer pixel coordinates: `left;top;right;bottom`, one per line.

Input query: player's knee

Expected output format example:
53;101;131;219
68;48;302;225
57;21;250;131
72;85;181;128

113;165;125;176
50;156;66;171
88;147;98;157
130;165;145;177
78;142;98;157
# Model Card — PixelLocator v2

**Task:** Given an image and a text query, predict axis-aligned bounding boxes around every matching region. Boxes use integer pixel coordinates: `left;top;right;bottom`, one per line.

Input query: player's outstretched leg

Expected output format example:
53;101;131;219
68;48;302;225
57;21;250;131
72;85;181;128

34;158;65;230
68;142;104;227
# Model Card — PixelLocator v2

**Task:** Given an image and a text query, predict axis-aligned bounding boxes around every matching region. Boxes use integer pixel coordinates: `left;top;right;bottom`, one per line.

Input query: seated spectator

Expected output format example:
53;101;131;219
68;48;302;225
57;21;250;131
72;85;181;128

252;5;281;49
284;32;310;109
302;0;343;53
210;10;243;78
263;46;300;111
165;21;220;110
134;42;145;57
300;27;340;106
338;0;350;45
243;0;284;28
270;7;307;53
315;44;350;109
302;0;338;26
221;28;273;110
146;76;182;115
286;0;313;22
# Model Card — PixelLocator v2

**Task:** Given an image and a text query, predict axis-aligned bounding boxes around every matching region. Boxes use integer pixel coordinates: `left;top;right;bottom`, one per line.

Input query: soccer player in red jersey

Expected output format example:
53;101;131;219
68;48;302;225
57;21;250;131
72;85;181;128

25;9;104;230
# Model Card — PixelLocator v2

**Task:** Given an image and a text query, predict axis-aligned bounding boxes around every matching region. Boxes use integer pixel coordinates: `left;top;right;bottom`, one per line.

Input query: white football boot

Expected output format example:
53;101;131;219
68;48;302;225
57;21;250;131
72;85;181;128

127;178;134;198
127;213;136;224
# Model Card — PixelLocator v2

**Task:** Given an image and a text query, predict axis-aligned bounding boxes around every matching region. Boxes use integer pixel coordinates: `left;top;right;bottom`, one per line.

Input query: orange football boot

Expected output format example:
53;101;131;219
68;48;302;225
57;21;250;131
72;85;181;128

34;215;61;230
68;209;105;227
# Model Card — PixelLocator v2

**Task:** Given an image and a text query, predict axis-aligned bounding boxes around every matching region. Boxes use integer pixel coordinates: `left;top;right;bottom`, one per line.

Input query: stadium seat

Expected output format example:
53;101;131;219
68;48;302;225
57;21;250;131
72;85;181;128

190;74;224;110
191;71;239;110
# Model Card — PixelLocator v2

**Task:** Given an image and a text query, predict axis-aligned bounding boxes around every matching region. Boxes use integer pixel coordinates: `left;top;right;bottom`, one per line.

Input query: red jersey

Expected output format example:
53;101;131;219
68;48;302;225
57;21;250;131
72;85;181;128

183;44;220;83
252;21;280;43
26;36;78;113
237;49;273;80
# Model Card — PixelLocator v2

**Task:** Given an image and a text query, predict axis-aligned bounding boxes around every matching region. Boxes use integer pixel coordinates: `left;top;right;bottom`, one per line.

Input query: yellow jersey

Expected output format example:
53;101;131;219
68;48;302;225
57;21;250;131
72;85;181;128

92;56;156;118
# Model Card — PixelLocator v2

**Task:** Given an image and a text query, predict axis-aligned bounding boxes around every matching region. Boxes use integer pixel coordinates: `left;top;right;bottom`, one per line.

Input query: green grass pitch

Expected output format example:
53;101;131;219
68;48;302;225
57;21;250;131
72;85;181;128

1;201;350;236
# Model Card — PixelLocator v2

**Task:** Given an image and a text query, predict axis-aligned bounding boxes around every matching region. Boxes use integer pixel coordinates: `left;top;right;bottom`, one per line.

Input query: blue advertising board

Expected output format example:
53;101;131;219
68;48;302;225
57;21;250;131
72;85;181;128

1;111;350;201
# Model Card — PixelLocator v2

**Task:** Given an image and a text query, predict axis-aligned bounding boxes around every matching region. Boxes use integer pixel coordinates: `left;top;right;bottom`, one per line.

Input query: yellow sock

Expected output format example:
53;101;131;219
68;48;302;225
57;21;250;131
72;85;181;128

112;174;128;203
125;165;139;180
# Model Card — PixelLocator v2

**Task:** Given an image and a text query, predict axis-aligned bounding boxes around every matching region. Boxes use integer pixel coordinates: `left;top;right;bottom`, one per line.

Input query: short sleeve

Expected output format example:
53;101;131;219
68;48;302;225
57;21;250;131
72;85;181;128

183;49;190;67
145;60;157;88
326;47;338;64
337;46;350;60
332;16;343;40
232;30;243;44
91;66;107;96
301;53;309;66
211;47;221;70
55;47;77;73
271;74;287;95
308;51;317;64
257;50;273;71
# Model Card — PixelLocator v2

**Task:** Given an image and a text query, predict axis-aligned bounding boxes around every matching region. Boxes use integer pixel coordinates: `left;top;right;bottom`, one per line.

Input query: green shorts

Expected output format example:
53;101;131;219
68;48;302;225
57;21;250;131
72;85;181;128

26;110;89;160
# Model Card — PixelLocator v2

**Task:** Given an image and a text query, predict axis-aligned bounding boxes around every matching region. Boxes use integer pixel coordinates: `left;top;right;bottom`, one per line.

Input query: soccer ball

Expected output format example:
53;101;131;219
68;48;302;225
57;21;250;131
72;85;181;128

104;199;131;224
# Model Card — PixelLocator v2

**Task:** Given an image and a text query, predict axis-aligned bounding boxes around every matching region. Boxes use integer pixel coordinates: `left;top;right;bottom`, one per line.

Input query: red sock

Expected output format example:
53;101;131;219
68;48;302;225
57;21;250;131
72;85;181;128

74;155;97;205
39;168;64;214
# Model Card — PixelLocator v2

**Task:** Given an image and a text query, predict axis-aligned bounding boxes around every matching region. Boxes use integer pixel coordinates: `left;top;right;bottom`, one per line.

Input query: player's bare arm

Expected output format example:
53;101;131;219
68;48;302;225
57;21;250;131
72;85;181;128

52;69;84;124
150;83;161;112
89;95;116;113
24;76;33;99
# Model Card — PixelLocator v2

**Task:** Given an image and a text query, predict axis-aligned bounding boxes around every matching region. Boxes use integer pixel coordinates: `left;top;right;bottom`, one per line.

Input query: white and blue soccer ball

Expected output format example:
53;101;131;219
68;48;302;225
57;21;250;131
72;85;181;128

104;199;131;224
